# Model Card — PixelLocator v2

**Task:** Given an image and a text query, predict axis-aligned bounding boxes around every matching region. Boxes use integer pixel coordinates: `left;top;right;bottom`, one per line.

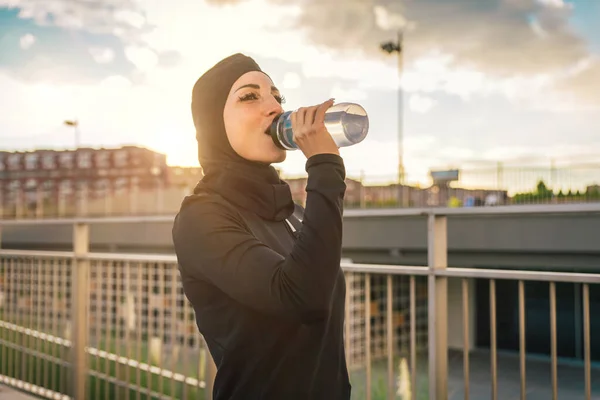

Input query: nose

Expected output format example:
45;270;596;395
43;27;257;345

264;95;284;117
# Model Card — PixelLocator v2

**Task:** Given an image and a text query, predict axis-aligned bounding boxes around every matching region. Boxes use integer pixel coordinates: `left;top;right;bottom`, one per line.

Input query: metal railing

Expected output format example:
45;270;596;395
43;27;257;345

1;206;599;399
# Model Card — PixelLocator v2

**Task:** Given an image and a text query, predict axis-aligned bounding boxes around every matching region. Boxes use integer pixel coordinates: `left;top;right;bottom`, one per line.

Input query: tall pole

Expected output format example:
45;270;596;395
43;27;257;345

380;32;404;185
381;30;405;206
397;30;404;186
64;119;80;149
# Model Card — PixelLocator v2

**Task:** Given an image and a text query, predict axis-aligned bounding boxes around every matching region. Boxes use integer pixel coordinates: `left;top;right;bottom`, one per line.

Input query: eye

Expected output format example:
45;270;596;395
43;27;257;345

238;92;259;102
274;94;286;105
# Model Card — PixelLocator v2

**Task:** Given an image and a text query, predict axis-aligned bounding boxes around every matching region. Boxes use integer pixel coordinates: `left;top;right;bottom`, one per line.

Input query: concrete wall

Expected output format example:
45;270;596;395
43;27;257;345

2;206;599;271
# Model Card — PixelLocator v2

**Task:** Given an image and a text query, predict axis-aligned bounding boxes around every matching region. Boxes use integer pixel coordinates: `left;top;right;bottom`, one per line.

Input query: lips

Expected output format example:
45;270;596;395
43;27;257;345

264;115;279;135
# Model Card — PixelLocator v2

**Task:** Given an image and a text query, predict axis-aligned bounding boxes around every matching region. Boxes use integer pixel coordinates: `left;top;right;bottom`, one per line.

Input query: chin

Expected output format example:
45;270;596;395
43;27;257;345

273;150;286;163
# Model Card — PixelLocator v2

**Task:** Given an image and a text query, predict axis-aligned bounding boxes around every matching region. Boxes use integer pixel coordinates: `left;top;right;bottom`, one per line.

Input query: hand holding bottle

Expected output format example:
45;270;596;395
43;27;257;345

269;101;369;152
290;99;340;159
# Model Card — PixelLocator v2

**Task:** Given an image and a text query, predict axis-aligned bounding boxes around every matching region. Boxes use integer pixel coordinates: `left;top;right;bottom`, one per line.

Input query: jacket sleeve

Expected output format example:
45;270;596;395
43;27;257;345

172;154;346;324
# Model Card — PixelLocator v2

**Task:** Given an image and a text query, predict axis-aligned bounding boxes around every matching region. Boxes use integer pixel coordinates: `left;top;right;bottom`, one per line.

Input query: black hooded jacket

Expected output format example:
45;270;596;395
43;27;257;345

172;53;351;400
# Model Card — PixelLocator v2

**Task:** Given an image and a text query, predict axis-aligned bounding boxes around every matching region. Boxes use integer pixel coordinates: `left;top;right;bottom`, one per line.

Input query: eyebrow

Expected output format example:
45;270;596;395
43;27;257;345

234;83;280;93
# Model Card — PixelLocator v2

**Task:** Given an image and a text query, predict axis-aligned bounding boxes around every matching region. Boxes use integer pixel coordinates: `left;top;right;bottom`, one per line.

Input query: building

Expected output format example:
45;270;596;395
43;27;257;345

285;177;364;206
0;146;168;215
166;166;204;191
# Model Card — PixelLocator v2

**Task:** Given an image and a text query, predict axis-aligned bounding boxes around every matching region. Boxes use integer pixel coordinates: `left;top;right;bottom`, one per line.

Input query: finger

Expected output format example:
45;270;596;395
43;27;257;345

296;107;306;126
305;106;317;127
314;98;334;126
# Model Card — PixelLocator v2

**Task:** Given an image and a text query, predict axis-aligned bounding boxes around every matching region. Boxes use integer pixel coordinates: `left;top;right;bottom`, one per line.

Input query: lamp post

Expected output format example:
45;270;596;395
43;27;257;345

64;119;80;149
381;31;404;185
381;30;406;206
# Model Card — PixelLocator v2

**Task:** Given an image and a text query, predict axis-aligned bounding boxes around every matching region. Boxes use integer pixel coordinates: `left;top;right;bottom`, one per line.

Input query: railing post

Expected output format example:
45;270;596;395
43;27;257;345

72;222;90;399
427;213;448;400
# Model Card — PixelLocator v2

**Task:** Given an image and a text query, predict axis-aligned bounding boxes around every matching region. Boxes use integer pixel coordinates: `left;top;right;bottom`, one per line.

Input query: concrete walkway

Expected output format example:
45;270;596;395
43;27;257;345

350;349;600;399
0;385;38;400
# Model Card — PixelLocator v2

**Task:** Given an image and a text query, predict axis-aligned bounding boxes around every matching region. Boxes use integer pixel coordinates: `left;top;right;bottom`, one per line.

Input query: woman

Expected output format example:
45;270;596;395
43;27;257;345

172;53;350;400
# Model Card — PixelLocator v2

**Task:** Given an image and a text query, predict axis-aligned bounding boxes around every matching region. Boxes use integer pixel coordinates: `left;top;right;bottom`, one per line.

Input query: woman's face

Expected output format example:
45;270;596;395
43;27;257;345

223;71;286;164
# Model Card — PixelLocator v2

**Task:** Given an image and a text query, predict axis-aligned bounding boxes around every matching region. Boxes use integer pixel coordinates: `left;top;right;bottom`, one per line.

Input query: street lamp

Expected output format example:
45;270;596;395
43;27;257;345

380;31;404;186
64;119;80;149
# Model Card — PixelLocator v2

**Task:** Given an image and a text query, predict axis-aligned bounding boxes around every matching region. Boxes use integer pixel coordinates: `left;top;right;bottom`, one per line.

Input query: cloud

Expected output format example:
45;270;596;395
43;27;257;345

203;0;597;107
1;0;183;79
19;33;35;49
329;84;368;102
294;0;585;74
0;0;152;41
124;46;158;71
156;50;182;68
408;94;436;113
281;72;301;89
552;58;600;106
89;47;115;64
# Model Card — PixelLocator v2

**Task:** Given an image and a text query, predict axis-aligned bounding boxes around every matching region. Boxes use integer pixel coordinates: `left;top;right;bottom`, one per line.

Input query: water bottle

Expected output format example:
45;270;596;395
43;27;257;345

269;102;369;150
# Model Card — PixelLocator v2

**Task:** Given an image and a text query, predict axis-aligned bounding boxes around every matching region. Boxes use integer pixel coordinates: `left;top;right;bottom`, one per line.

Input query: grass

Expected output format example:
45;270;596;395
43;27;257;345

1;315;432;400
348;357;431;400
0;324;207;400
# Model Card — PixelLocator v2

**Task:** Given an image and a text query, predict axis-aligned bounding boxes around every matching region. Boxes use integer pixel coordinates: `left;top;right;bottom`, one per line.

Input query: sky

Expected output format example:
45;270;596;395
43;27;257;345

0;0;599;185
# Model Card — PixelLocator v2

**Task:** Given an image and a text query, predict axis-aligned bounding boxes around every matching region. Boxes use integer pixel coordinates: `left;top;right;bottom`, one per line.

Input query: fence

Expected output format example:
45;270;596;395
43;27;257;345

1;163;600;219
1;205;599;399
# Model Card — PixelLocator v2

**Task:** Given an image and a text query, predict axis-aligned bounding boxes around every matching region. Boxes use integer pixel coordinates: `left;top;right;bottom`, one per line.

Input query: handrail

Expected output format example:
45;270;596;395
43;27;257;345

2;250;600;283
1;202;599;226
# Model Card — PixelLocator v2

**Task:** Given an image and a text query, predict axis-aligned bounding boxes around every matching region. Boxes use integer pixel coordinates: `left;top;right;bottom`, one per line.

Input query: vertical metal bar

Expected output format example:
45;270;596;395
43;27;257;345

170;265;178;397
2;259;8;381
490;279;497;400
145;265;152;399
410;276;416;400
125;262;133;399
35;259;42;387
518;280;527;400
62;259;69;395
51;259;58;393
574;284;582;360
427;214;448;400
122;261;135;399
20;258;26;381
182;293;191;400
94;261;102;400
72;222;90;400
345;273;351;368
158;263;166;396
19;258;33;382
104;261;112;400
583;283;591;400
550;282;557;400
461;278;469;400
42;260;48;390
136;262;143;400
115;261;123;399
365;273;372;400
8;258;14;380
387;274;394;400
7;259;14;380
